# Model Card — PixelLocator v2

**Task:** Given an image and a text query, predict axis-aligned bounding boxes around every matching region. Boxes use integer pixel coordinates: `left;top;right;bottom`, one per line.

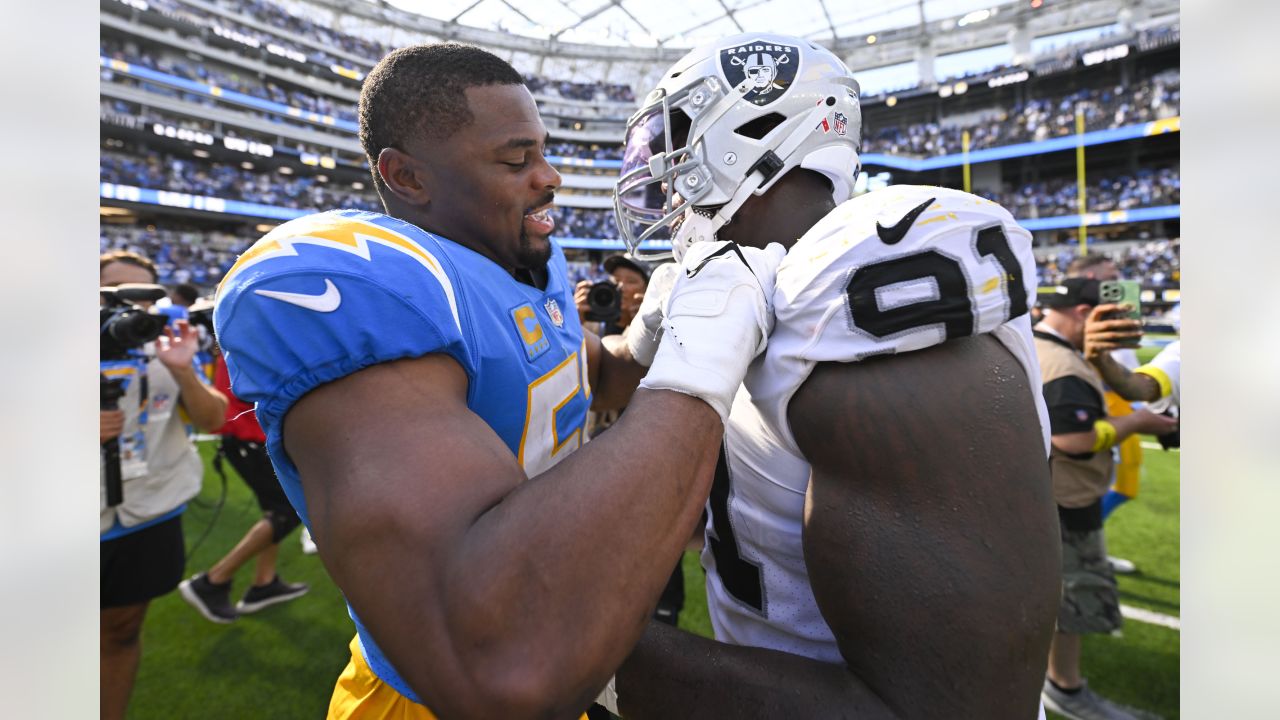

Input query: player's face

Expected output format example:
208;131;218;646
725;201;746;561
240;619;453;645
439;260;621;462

418;84;561;272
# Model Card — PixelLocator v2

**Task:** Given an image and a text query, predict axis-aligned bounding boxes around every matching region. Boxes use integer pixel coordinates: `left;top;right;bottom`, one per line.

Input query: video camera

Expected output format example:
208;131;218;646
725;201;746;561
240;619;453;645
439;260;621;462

100;284;170;361
584;281;622;323
100;283;168;507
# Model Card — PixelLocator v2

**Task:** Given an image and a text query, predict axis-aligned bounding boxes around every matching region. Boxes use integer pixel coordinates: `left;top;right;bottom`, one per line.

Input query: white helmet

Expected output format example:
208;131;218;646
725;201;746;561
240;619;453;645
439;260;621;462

614;33;863;261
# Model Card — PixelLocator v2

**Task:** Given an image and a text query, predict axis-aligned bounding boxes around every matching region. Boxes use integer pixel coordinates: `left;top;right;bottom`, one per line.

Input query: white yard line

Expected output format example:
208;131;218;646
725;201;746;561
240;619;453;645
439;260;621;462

1120;604;1180;631
1139;441;1178;452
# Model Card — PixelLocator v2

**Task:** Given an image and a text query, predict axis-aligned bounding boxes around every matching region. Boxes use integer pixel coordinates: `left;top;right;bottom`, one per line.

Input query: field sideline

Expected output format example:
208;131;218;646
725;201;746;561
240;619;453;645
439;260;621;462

128;438;1179;719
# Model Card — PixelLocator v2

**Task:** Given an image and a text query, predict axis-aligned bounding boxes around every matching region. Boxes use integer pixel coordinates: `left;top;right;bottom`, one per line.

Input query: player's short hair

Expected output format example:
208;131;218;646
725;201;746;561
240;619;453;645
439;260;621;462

1065;253;1114;277
100;250;158;282
358;43;525;191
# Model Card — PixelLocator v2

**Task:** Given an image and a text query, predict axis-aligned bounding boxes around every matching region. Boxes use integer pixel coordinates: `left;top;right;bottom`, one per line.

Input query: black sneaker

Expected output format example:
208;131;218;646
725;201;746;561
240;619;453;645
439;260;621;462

178;573;238;624
237;576;310;614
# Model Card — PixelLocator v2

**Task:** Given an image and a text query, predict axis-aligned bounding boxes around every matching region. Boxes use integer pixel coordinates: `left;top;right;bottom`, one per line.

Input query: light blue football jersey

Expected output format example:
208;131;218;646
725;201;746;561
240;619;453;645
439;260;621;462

214;209;590;703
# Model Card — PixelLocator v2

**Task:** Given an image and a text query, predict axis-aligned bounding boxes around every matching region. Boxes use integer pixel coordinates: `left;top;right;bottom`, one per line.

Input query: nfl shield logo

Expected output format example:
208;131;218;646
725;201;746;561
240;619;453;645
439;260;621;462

545;298;565;327
834;112;848;136
719;39;800;107
1075;409;1089;423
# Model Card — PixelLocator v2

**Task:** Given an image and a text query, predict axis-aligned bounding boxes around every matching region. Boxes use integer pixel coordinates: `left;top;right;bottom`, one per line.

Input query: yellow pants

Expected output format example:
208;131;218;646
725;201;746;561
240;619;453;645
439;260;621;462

328;636;590;720
1105;391;1143;498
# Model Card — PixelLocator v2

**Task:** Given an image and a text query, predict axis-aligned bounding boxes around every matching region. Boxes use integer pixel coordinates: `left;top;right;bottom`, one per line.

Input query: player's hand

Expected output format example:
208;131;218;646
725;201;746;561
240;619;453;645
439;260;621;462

1084;303;1142;360
100;409;126;444
624;262;679;366
573;280;593;322
639;240;787;421
156;319;199;371
1129;408;1179;436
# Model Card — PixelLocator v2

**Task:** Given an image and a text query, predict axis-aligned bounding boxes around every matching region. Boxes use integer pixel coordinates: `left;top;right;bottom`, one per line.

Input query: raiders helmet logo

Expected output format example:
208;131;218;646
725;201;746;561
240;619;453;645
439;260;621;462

719;40;800;107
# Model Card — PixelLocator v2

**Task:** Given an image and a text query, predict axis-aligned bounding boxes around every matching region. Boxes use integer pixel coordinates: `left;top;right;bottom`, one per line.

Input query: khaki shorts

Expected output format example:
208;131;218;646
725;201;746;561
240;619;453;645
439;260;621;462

1057;524;1122;635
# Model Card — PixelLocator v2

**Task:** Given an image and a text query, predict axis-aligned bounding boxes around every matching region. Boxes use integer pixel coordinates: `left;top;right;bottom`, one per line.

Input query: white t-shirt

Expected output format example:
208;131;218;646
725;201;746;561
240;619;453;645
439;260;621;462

100;348;204;533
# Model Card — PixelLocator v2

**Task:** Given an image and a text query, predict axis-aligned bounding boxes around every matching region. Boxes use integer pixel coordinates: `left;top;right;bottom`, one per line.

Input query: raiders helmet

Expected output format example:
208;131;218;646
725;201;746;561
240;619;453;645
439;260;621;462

614;33;863;261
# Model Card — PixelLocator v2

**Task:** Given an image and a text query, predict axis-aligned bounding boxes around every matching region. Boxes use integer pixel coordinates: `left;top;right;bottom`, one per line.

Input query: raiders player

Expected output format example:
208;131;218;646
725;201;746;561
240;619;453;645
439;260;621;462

608;33;1060;718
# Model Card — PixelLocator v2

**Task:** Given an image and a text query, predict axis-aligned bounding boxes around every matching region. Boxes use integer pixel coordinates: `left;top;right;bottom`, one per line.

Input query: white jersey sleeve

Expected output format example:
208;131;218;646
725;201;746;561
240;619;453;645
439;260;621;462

746;184;1050;455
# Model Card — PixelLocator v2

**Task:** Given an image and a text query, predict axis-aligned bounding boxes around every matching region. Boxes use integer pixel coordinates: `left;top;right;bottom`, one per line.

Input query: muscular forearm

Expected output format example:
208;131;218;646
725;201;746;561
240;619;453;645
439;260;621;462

1091;352;1159;402
591;333;647;411
1109;412;1153;444
169;365;228;431
617;622;894;720
426;391;722;717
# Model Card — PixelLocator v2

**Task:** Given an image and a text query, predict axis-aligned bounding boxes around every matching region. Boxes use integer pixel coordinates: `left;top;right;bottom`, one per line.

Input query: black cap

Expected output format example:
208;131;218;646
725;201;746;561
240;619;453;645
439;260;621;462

603;254;650;283
1037;277;1101;309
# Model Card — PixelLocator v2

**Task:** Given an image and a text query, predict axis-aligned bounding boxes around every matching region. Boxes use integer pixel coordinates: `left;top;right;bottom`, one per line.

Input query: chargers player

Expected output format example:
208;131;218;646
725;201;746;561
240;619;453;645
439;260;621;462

608;34;1060;718
214;43;785;719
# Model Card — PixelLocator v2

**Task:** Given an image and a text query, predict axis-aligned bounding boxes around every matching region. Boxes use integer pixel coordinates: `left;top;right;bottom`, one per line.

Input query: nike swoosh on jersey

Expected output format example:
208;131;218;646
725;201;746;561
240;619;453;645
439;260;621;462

875;197;936;245
253;278;341;312
685;242;751;278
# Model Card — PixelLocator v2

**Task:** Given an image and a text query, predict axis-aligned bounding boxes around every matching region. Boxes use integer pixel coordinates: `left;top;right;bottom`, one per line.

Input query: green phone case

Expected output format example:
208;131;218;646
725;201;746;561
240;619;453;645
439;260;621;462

1098;280;1142;320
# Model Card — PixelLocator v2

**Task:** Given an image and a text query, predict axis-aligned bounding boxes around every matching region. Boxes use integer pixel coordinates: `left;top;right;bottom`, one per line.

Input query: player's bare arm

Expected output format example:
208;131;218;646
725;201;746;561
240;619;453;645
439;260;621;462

286;352;720;719
1083;303;1160;402
616;336;1060;718
792;335;1060;718
582;327;649;412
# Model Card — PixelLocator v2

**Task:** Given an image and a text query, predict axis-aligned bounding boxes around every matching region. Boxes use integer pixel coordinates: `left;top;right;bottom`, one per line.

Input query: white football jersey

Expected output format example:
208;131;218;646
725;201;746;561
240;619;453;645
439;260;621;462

702;185;1051;662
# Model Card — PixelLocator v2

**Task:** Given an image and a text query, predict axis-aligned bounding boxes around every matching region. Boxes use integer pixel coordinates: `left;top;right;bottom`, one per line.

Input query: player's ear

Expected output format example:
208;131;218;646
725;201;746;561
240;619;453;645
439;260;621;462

377;147;431;206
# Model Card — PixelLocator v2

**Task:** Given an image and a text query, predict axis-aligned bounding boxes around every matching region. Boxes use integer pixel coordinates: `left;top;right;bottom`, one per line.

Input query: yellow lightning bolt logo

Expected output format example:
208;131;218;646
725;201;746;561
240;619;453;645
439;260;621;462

218;213;461;331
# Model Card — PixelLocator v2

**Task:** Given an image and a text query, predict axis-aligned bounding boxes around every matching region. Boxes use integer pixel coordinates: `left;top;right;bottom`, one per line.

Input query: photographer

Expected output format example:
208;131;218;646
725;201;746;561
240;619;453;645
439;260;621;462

1033;278;1178;719
100;251;227;720
574;253;650;336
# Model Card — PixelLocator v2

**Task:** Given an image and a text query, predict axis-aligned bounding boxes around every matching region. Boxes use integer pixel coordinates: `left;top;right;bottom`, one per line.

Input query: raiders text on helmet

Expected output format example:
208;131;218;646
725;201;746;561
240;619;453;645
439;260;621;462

614;33;863;260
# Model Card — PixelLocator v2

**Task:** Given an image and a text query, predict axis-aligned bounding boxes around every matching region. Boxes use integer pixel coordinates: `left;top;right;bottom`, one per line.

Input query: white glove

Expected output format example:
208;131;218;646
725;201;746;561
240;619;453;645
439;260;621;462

624;261;679;367
638;240;787;422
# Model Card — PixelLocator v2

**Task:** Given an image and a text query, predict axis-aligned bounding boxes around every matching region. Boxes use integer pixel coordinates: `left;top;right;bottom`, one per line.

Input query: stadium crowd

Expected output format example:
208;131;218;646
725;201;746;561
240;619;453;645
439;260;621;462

99;224;255;287
100;144;1179;243
100;204;1181;297
863;70;1180;157
100;99;369;170
545;142;624;161
983;166;1180;219
109;0;636;104
100;149;381;211
101;38;360;122
1037;238;1180;289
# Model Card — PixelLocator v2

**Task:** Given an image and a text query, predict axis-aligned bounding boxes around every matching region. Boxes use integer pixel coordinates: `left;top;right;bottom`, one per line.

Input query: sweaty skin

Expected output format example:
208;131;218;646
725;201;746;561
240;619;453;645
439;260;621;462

614;164;1060;717
618;336;1060;719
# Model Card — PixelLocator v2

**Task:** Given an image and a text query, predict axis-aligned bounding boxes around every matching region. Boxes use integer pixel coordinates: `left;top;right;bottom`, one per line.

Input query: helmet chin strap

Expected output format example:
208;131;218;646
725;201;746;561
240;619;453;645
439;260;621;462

671;210;717;263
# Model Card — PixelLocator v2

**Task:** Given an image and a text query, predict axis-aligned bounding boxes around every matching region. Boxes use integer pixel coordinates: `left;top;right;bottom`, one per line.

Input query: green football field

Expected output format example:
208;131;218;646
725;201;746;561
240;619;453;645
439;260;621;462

128;438;1180;719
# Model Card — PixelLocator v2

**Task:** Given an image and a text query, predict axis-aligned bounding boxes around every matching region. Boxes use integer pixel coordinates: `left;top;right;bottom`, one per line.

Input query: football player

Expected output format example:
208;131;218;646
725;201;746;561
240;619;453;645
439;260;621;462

214;43;785;719
608;34;1060;718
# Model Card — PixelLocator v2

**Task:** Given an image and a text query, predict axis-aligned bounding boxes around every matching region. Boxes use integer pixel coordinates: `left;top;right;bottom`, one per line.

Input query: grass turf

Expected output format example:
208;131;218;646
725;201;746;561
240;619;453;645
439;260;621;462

128;440;1179;718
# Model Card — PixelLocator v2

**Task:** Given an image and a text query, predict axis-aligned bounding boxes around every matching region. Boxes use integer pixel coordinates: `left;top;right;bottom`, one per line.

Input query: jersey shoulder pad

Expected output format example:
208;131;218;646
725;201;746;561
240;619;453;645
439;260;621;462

214;209;475;433
771;185;1036;362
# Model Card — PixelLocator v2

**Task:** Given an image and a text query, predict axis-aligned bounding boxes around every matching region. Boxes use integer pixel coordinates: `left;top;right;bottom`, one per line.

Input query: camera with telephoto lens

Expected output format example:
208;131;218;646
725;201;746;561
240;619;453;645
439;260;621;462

584;280;622;323
100;283;169;508
100;284;170;361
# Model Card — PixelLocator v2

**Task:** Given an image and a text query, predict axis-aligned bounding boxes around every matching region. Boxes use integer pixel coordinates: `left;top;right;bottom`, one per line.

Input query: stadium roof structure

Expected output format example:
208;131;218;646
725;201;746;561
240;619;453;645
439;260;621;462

315;0;1176;70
